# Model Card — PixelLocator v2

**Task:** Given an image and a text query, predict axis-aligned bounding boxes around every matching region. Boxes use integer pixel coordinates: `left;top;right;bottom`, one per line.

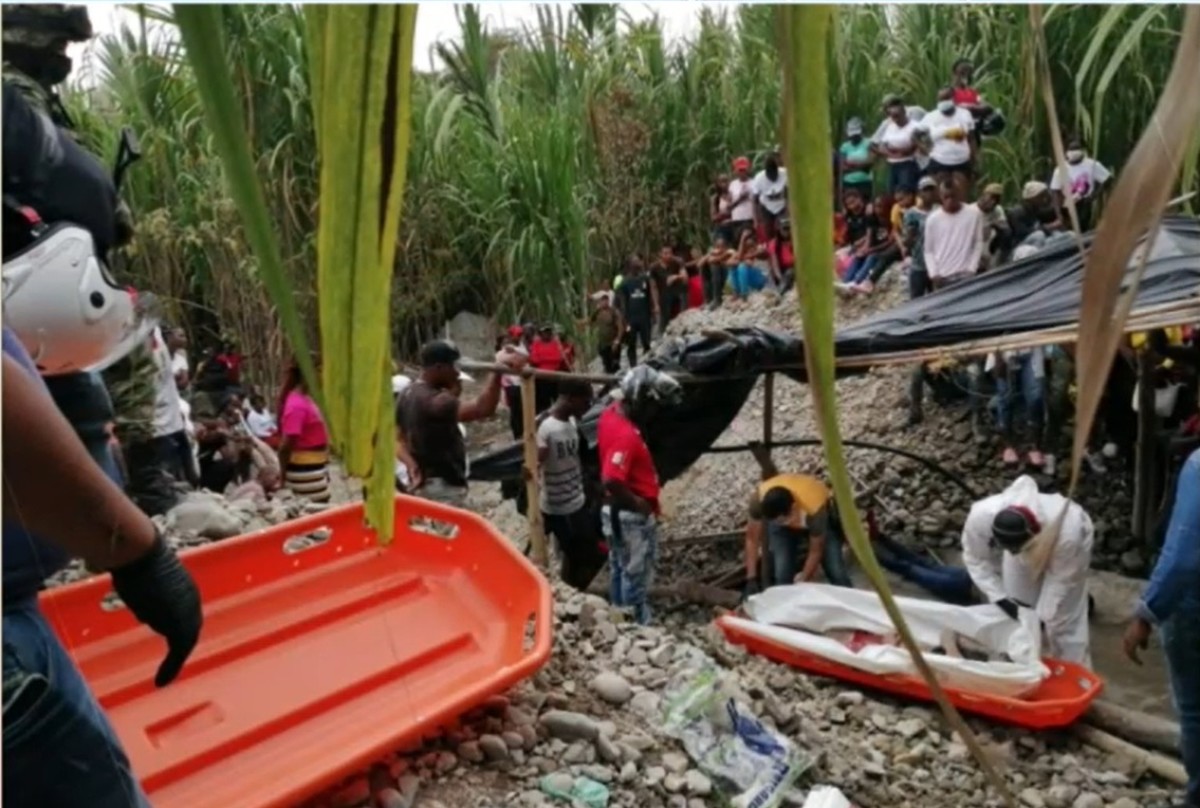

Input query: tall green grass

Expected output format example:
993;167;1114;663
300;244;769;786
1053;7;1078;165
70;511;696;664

69;4;1192;367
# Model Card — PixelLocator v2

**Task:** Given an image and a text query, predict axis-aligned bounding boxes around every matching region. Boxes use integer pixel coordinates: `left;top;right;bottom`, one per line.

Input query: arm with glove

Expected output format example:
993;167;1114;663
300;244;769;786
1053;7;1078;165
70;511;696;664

3;351;202;686
961;502;1009;608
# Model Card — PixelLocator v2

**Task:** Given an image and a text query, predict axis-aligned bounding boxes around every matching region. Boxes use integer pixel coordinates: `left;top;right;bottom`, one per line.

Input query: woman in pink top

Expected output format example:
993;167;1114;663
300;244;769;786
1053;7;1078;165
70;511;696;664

277;362;331;502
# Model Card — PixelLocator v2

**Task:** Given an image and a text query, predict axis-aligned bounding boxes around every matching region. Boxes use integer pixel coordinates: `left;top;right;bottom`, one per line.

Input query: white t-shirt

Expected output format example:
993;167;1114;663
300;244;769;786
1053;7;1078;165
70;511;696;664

171;350;189;378
751;168;789;215
923;205;985;281
150;328;186;437
247;409;278;438
728;177;755;222
536;414;585;515
1049;158;1111;201
875;118;920;163
918;107;975;166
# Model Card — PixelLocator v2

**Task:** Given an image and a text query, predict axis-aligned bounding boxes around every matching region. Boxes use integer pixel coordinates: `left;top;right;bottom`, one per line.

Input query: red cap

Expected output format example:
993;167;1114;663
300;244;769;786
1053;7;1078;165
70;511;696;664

732;156;750;171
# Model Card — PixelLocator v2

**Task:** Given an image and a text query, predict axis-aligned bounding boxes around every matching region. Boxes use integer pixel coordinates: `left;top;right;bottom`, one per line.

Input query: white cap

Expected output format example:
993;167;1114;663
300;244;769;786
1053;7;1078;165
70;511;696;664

1022;180;1048;200
391;374;412;394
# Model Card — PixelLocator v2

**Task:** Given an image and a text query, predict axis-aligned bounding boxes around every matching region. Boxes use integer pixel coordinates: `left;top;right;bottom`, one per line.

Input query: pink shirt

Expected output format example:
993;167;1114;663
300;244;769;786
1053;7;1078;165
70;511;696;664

281;390;329;450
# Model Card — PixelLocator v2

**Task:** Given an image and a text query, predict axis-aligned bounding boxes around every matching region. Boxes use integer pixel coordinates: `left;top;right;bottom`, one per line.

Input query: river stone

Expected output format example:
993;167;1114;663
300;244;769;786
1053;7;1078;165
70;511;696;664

596;734;622;764
662;751;689;775
684;770;712;796
590;671;633;705
478;734;511;763
1071;795;1103;808
457;741;484;764
1044;785;1078;808
539;711;599;742
1019;788;1045;808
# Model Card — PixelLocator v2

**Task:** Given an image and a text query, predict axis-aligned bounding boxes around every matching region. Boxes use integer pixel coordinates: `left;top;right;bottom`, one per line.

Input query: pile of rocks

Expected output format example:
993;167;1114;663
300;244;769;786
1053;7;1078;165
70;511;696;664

322;584;1180;808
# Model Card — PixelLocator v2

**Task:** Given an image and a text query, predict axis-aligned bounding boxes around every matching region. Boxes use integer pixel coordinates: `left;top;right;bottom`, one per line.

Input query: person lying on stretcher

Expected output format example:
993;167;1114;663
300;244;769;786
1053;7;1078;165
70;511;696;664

742;444;853;596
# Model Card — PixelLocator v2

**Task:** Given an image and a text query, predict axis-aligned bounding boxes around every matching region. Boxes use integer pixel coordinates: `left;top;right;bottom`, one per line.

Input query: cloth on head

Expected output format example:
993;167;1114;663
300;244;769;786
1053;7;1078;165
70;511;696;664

918;176;938;190
983;183;1004;198
992;505;1041;552
1;4;92;47
618;366;683;412
846;117;864;136
1022;181;1048;200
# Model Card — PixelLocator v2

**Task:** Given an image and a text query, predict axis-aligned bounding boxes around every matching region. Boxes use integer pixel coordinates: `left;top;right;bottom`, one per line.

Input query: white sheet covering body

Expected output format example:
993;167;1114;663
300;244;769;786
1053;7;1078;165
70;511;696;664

961;475;1094;667
737;583;1049;698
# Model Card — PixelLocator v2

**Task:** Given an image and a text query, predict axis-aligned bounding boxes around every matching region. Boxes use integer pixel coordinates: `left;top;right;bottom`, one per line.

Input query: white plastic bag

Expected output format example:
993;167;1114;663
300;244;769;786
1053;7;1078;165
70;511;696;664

803;786;853;808
662;655;812;808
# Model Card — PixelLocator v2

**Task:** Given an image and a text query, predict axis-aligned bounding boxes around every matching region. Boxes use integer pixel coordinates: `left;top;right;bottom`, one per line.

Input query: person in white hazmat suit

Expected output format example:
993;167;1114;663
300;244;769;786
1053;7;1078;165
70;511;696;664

961;475;1095;668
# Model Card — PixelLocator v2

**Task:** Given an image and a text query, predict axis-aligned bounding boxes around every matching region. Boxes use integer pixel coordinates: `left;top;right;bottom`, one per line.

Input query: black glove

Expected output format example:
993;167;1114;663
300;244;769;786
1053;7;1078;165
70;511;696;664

994;598;1020;620
110;532;203;687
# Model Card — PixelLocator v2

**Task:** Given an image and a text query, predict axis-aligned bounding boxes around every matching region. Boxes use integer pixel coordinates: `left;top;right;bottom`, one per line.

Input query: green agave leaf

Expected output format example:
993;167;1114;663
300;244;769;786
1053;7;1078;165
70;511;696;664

776;6;1016;807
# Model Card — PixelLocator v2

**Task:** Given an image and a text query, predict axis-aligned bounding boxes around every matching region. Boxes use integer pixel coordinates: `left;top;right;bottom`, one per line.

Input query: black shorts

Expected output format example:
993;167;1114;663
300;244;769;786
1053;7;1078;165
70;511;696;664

924;158;974;180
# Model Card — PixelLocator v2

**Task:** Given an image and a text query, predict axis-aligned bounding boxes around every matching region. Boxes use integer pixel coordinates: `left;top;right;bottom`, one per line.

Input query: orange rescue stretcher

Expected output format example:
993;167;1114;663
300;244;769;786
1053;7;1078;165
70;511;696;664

716;615;1103;730
39;497;553;808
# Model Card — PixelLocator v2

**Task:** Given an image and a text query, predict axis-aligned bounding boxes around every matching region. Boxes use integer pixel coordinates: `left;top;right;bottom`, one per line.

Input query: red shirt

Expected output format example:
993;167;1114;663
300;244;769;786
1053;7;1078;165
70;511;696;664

598;403;660;510
687;274;704;309
769;238;795;270
528;338;567;371
952;86;980;106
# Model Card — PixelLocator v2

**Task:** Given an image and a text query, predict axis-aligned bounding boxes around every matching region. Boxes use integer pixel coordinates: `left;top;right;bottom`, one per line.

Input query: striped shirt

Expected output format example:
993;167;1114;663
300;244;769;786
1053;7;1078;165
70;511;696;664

536;414;586;515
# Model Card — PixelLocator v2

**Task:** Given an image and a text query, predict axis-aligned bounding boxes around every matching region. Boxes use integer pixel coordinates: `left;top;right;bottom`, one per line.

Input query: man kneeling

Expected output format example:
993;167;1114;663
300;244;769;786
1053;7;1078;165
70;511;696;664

744;471;853;596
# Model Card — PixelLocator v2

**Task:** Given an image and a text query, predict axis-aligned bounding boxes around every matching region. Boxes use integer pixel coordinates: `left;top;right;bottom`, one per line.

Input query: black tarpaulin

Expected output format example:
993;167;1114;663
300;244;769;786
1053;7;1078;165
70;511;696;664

834;216;1200;357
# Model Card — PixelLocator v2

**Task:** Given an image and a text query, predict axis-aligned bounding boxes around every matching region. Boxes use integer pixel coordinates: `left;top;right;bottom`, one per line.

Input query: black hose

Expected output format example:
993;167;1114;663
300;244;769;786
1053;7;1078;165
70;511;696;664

704;438;980;499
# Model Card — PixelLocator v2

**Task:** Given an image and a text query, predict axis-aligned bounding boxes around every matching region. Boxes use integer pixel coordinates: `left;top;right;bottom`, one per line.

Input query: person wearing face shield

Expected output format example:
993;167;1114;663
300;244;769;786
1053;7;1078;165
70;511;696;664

960;475;1095;667
1049;137;1112;232
598;366;681;625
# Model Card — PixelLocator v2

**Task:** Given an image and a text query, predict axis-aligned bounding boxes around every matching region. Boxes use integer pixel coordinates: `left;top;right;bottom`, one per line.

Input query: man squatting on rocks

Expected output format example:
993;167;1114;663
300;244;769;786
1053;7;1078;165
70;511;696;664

2;7;203;804
742;444;853;595
598;367;682;625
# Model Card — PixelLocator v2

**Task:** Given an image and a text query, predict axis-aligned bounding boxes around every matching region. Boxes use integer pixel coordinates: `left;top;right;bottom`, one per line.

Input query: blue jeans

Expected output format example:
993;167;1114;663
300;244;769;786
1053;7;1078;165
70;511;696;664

995;353;1045;447
3;601;151;808
601;507;658;625
908;267;930;300
873;534;976;606
888;160;920;194
766;522;852;587
1163;608;1200;805
730;264;766;298
844;254;879;285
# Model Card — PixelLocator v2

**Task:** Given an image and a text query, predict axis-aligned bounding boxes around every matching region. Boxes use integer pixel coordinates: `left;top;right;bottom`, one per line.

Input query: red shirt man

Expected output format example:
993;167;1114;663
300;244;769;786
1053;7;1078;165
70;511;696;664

598;402;659;514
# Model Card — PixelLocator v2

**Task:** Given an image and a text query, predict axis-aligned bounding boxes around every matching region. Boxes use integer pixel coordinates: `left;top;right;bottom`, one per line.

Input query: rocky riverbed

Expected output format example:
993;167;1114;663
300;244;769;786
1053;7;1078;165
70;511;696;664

41;271;1183;807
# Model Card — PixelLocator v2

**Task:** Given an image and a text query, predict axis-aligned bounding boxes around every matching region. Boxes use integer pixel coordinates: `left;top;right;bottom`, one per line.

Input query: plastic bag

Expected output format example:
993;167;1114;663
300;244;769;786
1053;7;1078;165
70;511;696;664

662;655;812;808
803;786;853;808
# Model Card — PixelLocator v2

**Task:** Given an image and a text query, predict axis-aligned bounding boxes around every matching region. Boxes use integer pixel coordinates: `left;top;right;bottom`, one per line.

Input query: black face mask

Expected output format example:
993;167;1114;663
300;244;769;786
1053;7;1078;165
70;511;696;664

5;45;74;87
765;159;780;181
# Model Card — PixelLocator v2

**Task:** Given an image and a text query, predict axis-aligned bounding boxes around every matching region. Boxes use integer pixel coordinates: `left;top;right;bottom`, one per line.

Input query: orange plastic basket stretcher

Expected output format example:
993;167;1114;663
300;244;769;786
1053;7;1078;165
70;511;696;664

38;497;553;808
716;615;1103;730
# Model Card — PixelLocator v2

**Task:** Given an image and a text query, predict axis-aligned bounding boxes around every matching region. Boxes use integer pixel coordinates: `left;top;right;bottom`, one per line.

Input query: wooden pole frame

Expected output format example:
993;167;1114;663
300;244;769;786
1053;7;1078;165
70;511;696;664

521;375;547;565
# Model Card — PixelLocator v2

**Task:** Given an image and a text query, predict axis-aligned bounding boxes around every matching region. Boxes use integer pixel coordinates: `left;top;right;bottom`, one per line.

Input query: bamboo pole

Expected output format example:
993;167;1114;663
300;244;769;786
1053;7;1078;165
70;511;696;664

1132;351;1157;539
520;375;547;565
1074;724;1188;786
1086;699;1182;755
762;372;775;450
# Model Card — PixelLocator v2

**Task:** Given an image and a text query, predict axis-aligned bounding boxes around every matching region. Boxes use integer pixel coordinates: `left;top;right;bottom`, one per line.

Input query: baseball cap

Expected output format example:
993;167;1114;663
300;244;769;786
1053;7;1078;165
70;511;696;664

882;93;903;109
918;176;938;190
732;156;750;171
419;339;462;368
983;183;1004;198
1022;181;1048;200
846;117;864;136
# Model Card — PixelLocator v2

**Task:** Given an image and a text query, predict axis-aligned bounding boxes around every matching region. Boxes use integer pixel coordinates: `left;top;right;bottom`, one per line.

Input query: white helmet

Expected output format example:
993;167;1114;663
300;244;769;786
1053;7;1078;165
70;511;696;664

2;222;154;375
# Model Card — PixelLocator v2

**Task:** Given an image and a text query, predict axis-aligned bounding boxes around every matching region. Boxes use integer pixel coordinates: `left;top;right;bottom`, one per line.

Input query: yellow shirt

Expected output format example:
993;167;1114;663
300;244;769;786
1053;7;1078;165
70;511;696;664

758;474;829;516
